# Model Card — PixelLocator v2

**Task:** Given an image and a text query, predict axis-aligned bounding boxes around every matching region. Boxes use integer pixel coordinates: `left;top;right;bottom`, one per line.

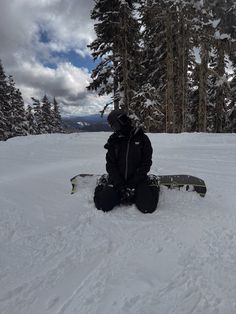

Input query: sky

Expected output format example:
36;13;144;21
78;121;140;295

0;0;110;116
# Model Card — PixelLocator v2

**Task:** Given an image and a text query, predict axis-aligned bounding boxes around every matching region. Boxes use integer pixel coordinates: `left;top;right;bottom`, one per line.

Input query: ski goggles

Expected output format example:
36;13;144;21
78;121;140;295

117;114;130;126
109;114;130;132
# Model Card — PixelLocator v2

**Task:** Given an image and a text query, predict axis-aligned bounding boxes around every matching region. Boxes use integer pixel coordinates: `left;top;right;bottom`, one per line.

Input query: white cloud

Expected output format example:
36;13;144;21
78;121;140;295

0;0;95;58
14;61;110;115
0;0;108;116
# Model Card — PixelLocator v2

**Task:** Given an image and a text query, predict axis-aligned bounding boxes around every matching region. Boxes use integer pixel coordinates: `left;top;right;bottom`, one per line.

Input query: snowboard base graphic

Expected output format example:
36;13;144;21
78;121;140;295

70;174;207;197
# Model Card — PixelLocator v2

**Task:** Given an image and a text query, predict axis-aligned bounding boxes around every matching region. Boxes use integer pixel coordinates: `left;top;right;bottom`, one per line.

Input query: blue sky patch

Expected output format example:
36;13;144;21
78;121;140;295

49;50;98;71
38;27;51;44
37;25;98;71
43;62;57;70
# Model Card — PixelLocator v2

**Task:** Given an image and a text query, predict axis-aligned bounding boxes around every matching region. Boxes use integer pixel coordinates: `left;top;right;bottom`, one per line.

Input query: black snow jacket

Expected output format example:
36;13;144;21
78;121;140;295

104;128;153;189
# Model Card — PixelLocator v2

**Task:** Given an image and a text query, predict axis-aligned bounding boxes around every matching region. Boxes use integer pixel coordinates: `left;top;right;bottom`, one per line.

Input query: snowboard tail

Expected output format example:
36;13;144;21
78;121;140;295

70;174;207;197
157;175;206;197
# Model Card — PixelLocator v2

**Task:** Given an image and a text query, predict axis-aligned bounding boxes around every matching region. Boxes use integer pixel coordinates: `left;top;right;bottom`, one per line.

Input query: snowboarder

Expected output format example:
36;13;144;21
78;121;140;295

94;109;159;213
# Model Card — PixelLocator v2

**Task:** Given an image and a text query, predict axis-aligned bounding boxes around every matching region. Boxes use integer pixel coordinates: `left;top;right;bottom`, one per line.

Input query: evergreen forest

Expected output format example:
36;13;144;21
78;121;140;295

0;60;63;141
88;0;236;132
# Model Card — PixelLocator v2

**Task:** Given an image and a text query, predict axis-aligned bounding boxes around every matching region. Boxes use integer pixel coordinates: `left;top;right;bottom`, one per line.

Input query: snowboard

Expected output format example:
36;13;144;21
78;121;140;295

70;174;207;197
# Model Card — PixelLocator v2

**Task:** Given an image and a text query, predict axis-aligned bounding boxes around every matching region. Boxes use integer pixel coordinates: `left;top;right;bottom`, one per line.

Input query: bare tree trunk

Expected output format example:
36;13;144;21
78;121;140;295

215;41;225;133
113;56;120;110
198;42;209;132
181;18;189;132
175;11;189;133
113;33;120;110
165;11;175;133
121;8;129;112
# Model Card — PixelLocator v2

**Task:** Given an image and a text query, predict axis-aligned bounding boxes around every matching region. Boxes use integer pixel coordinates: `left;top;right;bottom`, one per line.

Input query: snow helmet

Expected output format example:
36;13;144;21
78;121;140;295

107;109;131;133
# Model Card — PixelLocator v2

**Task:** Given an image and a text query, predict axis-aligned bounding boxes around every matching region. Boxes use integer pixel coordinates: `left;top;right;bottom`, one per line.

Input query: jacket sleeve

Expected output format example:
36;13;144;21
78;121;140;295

127;134;153;187
106;147;125;188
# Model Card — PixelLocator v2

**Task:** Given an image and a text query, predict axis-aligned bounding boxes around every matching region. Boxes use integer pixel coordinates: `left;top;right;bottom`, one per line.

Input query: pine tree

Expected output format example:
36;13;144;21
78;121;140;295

88;0;140;112
207;48;218;132
0;108;5;140
88;0;121;108
227;1;236;132
13;88;28;136
31;96;62;134
187;63;200;132
129;83;164;132
26;105;37;135
219;0;236;132
211;1;232;132
32;97;43;134
52;97;62;132
8;76;28;137
227;54;236;132
41;95;53;133
87;0;236;133
116;0;140;111
0;60;11;140
7;76;16;135
139;0;197;132
173;2;197;133
137;0;167;132
185;1;218;132
209;44;230;132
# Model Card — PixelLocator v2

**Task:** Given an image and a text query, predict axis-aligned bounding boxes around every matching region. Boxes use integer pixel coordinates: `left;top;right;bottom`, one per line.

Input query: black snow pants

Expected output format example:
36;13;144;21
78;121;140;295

94;176;159;214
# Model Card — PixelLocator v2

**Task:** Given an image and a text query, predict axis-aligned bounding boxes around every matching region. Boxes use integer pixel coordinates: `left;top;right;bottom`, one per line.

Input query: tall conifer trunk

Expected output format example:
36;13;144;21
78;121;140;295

215;42;225;133
165;10;175;133
120;4;129;111
175;11;189;132
198;42;209;132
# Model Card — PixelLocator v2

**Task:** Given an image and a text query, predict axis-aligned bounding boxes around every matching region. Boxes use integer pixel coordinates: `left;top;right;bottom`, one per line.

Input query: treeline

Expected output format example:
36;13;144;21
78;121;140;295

88;0;236;133
0;60;63;141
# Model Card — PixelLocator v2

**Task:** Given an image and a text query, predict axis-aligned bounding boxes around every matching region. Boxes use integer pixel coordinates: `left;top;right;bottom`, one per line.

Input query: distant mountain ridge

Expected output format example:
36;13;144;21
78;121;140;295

62;114;111;132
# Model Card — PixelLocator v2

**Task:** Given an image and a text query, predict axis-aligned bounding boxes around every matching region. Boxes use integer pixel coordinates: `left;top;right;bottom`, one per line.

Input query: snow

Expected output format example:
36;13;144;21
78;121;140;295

193;46;201;64
77;121;90;127
211;19;221;29
214;31;231;40
144;99;155;108
1;132;236;314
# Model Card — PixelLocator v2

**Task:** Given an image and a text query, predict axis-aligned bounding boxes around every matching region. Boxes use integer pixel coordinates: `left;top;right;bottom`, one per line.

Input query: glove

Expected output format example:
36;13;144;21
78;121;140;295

120;187;136;205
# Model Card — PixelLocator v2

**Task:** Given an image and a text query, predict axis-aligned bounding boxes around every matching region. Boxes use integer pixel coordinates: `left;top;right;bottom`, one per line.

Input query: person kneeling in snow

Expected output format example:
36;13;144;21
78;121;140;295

94;109;159;213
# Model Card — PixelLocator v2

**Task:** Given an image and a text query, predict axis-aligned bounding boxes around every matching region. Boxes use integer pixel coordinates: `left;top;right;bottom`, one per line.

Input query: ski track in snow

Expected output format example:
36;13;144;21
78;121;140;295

0;132;236;314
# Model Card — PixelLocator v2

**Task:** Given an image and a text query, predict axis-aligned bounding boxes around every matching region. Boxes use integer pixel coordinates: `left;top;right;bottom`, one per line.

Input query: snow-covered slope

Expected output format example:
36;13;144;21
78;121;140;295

0;132;236;314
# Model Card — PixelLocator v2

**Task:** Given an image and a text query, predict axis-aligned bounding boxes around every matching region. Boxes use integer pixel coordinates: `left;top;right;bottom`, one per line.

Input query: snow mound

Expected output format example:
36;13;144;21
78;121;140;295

0;132;236;314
